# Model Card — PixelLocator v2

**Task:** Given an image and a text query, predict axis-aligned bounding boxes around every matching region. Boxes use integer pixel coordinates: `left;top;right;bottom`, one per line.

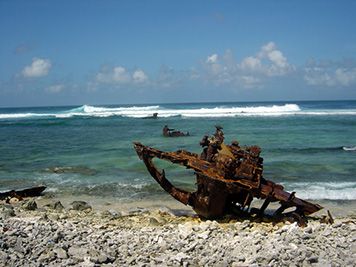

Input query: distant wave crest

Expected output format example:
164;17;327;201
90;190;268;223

0;113;50;119
342;146;356;151
58;104;302;118
56;104;161;118
0;104;298;119
2;103;356;119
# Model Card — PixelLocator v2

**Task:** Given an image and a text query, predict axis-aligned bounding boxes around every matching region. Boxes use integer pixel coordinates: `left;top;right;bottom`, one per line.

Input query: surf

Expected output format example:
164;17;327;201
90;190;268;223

2;102;356;120
342;146;356;151
282;181;356;200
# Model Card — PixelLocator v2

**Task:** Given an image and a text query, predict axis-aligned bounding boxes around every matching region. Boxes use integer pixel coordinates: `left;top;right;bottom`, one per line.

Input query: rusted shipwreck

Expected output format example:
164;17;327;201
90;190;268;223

134;127;322;225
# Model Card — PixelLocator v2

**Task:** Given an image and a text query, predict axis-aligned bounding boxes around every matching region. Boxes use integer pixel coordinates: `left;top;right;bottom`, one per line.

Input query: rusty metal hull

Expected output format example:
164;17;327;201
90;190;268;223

0;186;46;201
134;128;322;224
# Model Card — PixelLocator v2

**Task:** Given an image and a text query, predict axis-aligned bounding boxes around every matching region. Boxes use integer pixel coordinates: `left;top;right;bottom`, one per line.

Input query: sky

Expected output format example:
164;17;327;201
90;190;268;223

1;0;356;107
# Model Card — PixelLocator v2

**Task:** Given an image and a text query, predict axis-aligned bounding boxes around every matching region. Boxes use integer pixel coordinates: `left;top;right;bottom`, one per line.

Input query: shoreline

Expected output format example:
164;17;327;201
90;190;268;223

36;192;356;218
1;196;355;266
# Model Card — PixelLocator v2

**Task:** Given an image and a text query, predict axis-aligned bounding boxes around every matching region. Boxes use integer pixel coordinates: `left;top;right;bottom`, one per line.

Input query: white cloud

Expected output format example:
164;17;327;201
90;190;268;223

205;54;224;76
335;68;356;86
268;50;288;68
202;42;293;88
95;66;149;88
304;67;334;86
133;69;148;83
246;41;293;76
304;66;356;87
46;84;64;93
96;66;131;84
112;66;131;83
206;54;218;64
240;75;260;88
22;58;51;78
240;56;262;71
260;42;276;54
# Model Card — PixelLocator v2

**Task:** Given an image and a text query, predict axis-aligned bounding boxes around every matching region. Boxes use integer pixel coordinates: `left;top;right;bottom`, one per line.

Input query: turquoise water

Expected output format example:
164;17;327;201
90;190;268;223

0;100;355;201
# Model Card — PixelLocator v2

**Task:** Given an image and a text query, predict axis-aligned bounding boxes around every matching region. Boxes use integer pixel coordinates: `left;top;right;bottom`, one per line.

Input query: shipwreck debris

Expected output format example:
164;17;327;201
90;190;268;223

0;186;46;202
163;125;190;137
143;113;158;119
134;127;322;225
320;210;334;224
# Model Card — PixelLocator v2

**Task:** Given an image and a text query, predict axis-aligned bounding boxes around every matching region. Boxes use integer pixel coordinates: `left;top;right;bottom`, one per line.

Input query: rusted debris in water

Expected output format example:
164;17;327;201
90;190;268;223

134;127;322;226
163;125;190;137
142;113;158;119
0;186;46;202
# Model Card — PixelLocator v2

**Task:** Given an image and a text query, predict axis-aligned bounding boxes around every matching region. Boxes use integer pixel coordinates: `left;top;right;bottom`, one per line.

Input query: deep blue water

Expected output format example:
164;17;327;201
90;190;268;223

0;100;355;201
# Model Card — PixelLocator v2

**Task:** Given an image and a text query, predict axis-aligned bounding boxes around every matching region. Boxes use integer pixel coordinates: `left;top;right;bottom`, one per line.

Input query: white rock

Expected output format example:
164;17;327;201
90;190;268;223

289;243;298;250
54;247;68;259
173;252;190;264
68;246;88;258
197;230;210;239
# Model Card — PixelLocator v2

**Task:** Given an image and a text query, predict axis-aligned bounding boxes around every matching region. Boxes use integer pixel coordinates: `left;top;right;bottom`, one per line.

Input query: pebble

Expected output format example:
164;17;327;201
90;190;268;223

0;205;15;219
45;200;64;211
8;198;19;204
21;199;37;210
148;217;160;226
101;209;122;219
69;201;92;212
54;247;68;259
0;200;355;267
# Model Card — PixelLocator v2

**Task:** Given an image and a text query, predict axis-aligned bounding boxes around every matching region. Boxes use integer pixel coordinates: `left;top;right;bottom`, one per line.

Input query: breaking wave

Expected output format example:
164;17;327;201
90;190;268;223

1;103;356;120
157;104;302;118
272;146;356;154
56;105;161;118
282;182;356;200
342;146;356;151
0;113;51;119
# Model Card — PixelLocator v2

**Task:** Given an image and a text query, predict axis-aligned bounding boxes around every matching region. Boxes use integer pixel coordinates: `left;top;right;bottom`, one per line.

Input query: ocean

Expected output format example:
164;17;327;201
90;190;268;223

0;100;355;204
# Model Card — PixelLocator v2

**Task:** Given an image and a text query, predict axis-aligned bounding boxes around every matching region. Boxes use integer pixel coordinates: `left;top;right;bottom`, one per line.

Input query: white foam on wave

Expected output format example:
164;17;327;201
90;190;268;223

0;105;160;119
343;146;356;151
282;181;356;200
2;103;356;119
56;104;161;118
0;113;50;119
298;111;356;116
68;104;302;118
176;104;301;117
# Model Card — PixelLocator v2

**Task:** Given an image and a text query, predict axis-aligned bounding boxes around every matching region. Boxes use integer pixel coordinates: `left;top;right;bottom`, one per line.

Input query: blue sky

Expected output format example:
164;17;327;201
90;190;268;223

1;1;356;107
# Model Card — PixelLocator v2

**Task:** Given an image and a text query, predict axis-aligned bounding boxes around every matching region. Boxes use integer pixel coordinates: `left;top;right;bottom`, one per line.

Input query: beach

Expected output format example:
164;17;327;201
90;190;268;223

1;195;356;267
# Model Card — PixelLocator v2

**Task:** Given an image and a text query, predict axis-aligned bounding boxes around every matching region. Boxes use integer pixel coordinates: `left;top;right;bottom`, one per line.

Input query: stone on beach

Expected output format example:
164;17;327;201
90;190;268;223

69;201;92;212
101;209;122;219
0;204;15;219
45;200;64;211
54;247;68;259
0;200;355;267
21;199;37;210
